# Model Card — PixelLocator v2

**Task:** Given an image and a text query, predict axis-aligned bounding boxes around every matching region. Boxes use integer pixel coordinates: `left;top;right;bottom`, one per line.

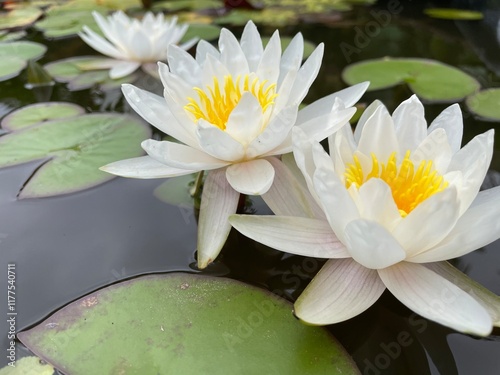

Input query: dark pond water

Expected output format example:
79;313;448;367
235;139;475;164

1;0;500;374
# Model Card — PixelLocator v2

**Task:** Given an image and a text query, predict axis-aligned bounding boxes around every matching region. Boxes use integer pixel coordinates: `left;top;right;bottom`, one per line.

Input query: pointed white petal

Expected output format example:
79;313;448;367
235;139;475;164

262;157;325;219
392;95;427;152
196;120;245;162
357;178;401;229
178;37;198;52
295;259;386;325
428;103;463;153
167;45;201;86
287;43;324;105
225;92;264;145
344;219;406;269
296;82;369;126
240;20;263;72
353;99;383;143
292;127;317;196
142;139;229;170
79;26;124;60
411;128;452;174
392;187;460;257
378;262;492;336
425;262;500;326
121;84;198;148
197;169;240;269
230;215;349;258
100;156;196;178
409;185;500;262
129;29;153;60
196;39;220;65
226;159;275;195
219;28;249;76
109;60;140;79
278;32;303;86
256;30;281;84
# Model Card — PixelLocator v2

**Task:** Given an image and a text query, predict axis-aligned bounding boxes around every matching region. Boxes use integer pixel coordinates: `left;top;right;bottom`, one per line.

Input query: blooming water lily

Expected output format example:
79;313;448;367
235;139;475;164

230;95;500;336
79;11;197;79
101;21;368;268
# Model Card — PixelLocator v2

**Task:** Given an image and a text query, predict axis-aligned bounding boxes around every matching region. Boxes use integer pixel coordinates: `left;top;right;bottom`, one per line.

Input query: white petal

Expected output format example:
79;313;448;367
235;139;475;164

329;124;356;177
357;104;400;161
425;262;500;326
142;139;229;170
225;92;264;145
411;128;452;174
197;169;240;269
356;178;401;229
196;120;245;161
428;103;463;153
392;95;427;152
292;127;320;202
392;187;460;257
229;215;349;258
166;45;201;86
344;219;406;269
100;156;196;178
353;99;383;143
225;159;275;195
278;32;303;87
195;39;220;65
240;21;263;72
219;28;249;76
109;61;140;79
178;37;198;52
256;30;281;84
79;26;125;60
129;30;153;60
121;84;198;148
246;105;298;158
295;259;386;325
92;11;125;50
447;130;494;214
313;162;360;244
409;185;500;262
286;43;324;105
262;157;325;219
296;82;369;126
378;262;492;336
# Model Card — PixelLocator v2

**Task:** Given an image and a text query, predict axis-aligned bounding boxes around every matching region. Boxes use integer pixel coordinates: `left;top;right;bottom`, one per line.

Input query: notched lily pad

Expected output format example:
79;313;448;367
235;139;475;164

1;102;85;131
0;110;151;198
0;6;43;30
424;8;483;20
466;89;500;121
342;58;480;102
18;273;359;375
0;356;54;375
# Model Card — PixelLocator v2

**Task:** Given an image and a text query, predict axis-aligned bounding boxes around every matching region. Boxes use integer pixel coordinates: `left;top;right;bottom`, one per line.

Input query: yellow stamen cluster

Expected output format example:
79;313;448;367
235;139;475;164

344;150;448;217
184;74;277;130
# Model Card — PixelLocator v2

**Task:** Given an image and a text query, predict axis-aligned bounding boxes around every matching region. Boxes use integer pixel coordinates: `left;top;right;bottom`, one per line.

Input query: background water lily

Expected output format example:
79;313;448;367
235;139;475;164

101;21;368;268
230;95;500;336
79;11;197;79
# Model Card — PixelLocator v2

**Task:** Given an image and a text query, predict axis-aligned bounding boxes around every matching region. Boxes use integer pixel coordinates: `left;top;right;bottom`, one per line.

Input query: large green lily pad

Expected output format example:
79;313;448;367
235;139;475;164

18;273;359;374
0;6;43;30
35;8;104;39
466;89;500;121
0;110;151;198
342;58;480;102
0;356;54;375
0;57;26;82
0;41;46;61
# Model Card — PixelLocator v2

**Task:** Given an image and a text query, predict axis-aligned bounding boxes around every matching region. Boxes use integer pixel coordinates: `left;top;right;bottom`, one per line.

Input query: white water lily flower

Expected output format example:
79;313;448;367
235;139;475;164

230;95;500;336
79;11;197;79
100;21;368;268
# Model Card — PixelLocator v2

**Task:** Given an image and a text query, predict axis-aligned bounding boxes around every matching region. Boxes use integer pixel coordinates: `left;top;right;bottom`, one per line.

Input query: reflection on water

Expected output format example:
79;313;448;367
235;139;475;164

0;0;500;373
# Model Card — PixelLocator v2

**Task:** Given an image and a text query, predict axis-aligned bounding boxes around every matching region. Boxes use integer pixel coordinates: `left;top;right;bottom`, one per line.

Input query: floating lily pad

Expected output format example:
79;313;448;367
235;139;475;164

1;102;85;131
0;111;151;198
0;6;43;30
342;58;480;102
0;30;27;42
263;36;317;59
153;0;222;11
35;8;104;39
0;57;26;82
0;41;46;61
154;173;198;207
466;89;500;121
18;273;359;374
262;0;376;13
424;8;483;20
45;56;111;82
0;356;54;375
181;23;222;43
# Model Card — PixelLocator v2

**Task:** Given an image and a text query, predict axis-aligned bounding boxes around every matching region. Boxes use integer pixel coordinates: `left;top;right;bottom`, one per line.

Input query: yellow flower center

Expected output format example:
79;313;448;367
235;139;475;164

184;74;277;130
344;150;448;217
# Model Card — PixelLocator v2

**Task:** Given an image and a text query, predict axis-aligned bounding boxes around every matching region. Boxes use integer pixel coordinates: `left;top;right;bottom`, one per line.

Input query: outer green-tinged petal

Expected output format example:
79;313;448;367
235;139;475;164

226;159;274;195
425;262;500;326
100;156;196;178
344;219;406;269
378;262;492;336
295;259;386;325
262;157;324;219
409;185;500;262
197;169;240;269
230;215;349;258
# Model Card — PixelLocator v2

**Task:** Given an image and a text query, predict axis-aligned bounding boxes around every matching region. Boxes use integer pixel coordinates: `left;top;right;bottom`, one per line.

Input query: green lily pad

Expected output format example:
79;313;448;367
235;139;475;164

342;58;480;102
0;30;27;42
424;8;483;20
0;356;54;375
263;36;317;59
18;273;359;374
35;9;104;39
181;23;222;43
154;173;198;207
0;111;151;198
153;0;222;11
0;41;46;61
262;0;376;13
45;56;112;82
0;6;43;30
466;89;500;121
1;102;85;131
215;8;298;26
0;56;26;82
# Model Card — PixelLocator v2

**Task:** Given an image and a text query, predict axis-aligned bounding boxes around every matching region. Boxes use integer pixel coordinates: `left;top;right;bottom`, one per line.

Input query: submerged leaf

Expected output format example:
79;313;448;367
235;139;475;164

0;111;151;198
342;58;480;102
18;273;359;374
